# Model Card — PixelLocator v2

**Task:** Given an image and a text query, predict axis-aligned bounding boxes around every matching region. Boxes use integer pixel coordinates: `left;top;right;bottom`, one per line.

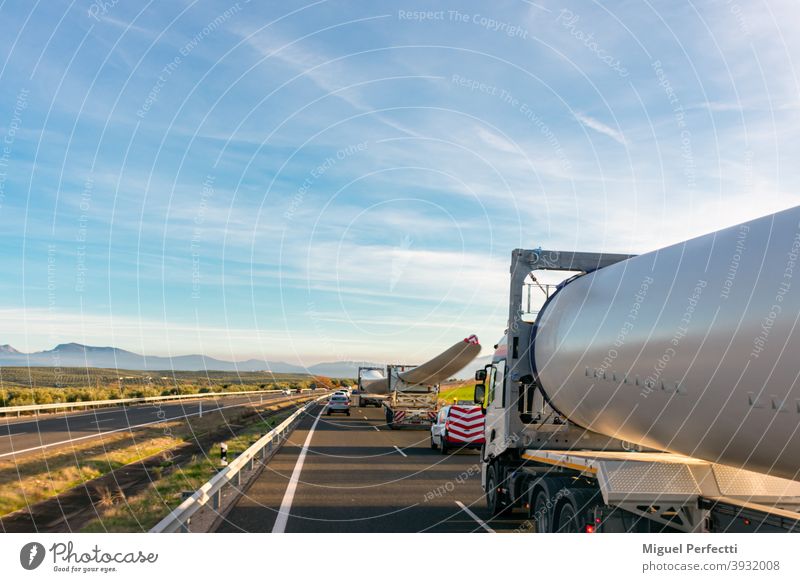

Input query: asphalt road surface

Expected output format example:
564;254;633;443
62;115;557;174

0;392;295;459
218;404;524;533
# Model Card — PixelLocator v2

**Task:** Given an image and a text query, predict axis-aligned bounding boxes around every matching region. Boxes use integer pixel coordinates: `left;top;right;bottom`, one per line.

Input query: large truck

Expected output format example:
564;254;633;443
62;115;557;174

356;366;385;408
475;207;800;533
383;364;439;429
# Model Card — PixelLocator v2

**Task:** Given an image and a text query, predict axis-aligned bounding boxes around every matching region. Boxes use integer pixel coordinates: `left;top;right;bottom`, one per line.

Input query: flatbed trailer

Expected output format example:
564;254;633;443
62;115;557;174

383;364;438;429
491;448;800;532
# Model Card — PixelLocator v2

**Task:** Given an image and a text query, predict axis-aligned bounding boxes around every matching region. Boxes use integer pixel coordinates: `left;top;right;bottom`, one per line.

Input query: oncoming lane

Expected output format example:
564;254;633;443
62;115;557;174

0;392;293;459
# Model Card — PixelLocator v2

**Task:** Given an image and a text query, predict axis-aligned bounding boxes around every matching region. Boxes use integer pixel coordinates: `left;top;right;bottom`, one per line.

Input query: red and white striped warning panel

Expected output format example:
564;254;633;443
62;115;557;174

445;406;485;443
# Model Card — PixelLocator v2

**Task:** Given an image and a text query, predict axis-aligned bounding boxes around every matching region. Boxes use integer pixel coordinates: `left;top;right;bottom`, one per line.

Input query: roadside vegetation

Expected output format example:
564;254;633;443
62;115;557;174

438;381;477;405
0;368;351;409
0;397;305;518
0;429;181;516
80;409;295;532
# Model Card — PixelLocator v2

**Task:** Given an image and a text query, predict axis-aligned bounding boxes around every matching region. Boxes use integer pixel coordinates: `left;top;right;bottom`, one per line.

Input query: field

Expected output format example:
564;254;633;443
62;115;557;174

438;381;477;405
0;366;349;408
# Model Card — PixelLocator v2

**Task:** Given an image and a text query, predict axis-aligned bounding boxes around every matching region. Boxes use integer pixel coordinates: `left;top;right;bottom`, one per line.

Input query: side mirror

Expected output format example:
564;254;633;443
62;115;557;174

474;383;486;405
475;369;487;381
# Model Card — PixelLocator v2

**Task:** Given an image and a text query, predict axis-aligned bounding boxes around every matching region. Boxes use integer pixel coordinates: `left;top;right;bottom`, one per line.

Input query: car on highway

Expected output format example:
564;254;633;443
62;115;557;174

430;404;485;454
326;394;351;416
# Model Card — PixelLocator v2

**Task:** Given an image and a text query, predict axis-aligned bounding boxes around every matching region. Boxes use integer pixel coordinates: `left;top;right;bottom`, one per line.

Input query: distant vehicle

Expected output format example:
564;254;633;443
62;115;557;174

326;394;351;416
356;367;386;407
430;404;485;454
281;388;291;396
362;338;481;427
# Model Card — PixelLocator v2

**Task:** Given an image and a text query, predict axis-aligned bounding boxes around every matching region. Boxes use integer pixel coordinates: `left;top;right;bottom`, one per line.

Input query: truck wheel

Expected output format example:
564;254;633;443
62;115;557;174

531;489;552;533
430;435;438;450
486;464;508;517
346;411;351;416
554;499;580;533
440;435;448;455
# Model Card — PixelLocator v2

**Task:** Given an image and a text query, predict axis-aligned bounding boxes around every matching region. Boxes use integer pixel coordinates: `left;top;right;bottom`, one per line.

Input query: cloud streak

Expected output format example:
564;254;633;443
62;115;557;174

573;112;627;145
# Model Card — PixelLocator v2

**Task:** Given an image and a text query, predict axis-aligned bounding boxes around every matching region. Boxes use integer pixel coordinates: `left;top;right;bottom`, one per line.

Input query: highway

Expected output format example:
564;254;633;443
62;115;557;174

218;404;523;533
0;392;294;459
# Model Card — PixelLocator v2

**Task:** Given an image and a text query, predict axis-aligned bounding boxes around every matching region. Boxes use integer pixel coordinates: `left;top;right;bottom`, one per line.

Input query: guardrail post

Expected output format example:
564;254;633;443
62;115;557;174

235;470;242;487
180;518;190;533
212;490;221;510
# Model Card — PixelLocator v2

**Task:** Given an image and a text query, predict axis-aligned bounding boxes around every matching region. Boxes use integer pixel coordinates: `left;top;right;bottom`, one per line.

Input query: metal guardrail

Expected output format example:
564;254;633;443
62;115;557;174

150;395;327;533
0;388;311;416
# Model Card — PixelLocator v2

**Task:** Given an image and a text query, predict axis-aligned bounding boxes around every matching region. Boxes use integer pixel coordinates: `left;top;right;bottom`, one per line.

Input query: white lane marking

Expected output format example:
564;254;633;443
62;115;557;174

0;400;280;460
393;445;407;457
372;426;380;431
456;501;495;533
362;416;368;420
272;406;325;533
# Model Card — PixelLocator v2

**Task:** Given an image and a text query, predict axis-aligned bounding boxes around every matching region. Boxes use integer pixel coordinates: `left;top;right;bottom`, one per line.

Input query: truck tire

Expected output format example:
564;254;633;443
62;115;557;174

486;464;510;517
440;435;448;455
430;435;439;450
531;489;552;533
554;499;580;533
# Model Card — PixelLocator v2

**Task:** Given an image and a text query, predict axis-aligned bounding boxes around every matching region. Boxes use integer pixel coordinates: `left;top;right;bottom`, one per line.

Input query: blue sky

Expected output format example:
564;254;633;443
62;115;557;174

1;0;799;366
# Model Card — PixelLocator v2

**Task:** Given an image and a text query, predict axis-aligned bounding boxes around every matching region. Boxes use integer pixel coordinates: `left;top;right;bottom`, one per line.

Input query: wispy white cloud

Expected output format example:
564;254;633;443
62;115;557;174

475;126;519;154
573;112;627;145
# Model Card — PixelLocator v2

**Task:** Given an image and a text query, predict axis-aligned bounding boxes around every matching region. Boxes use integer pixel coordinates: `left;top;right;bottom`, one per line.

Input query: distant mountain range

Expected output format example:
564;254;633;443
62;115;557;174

0;342;485;379
0;343;382;378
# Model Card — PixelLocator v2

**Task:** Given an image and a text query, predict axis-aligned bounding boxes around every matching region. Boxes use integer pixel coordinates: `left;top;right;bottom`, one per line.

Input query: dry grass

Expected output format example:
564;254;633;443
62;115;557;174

80;410;294;532
0;398;304;517
0;427;182;516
